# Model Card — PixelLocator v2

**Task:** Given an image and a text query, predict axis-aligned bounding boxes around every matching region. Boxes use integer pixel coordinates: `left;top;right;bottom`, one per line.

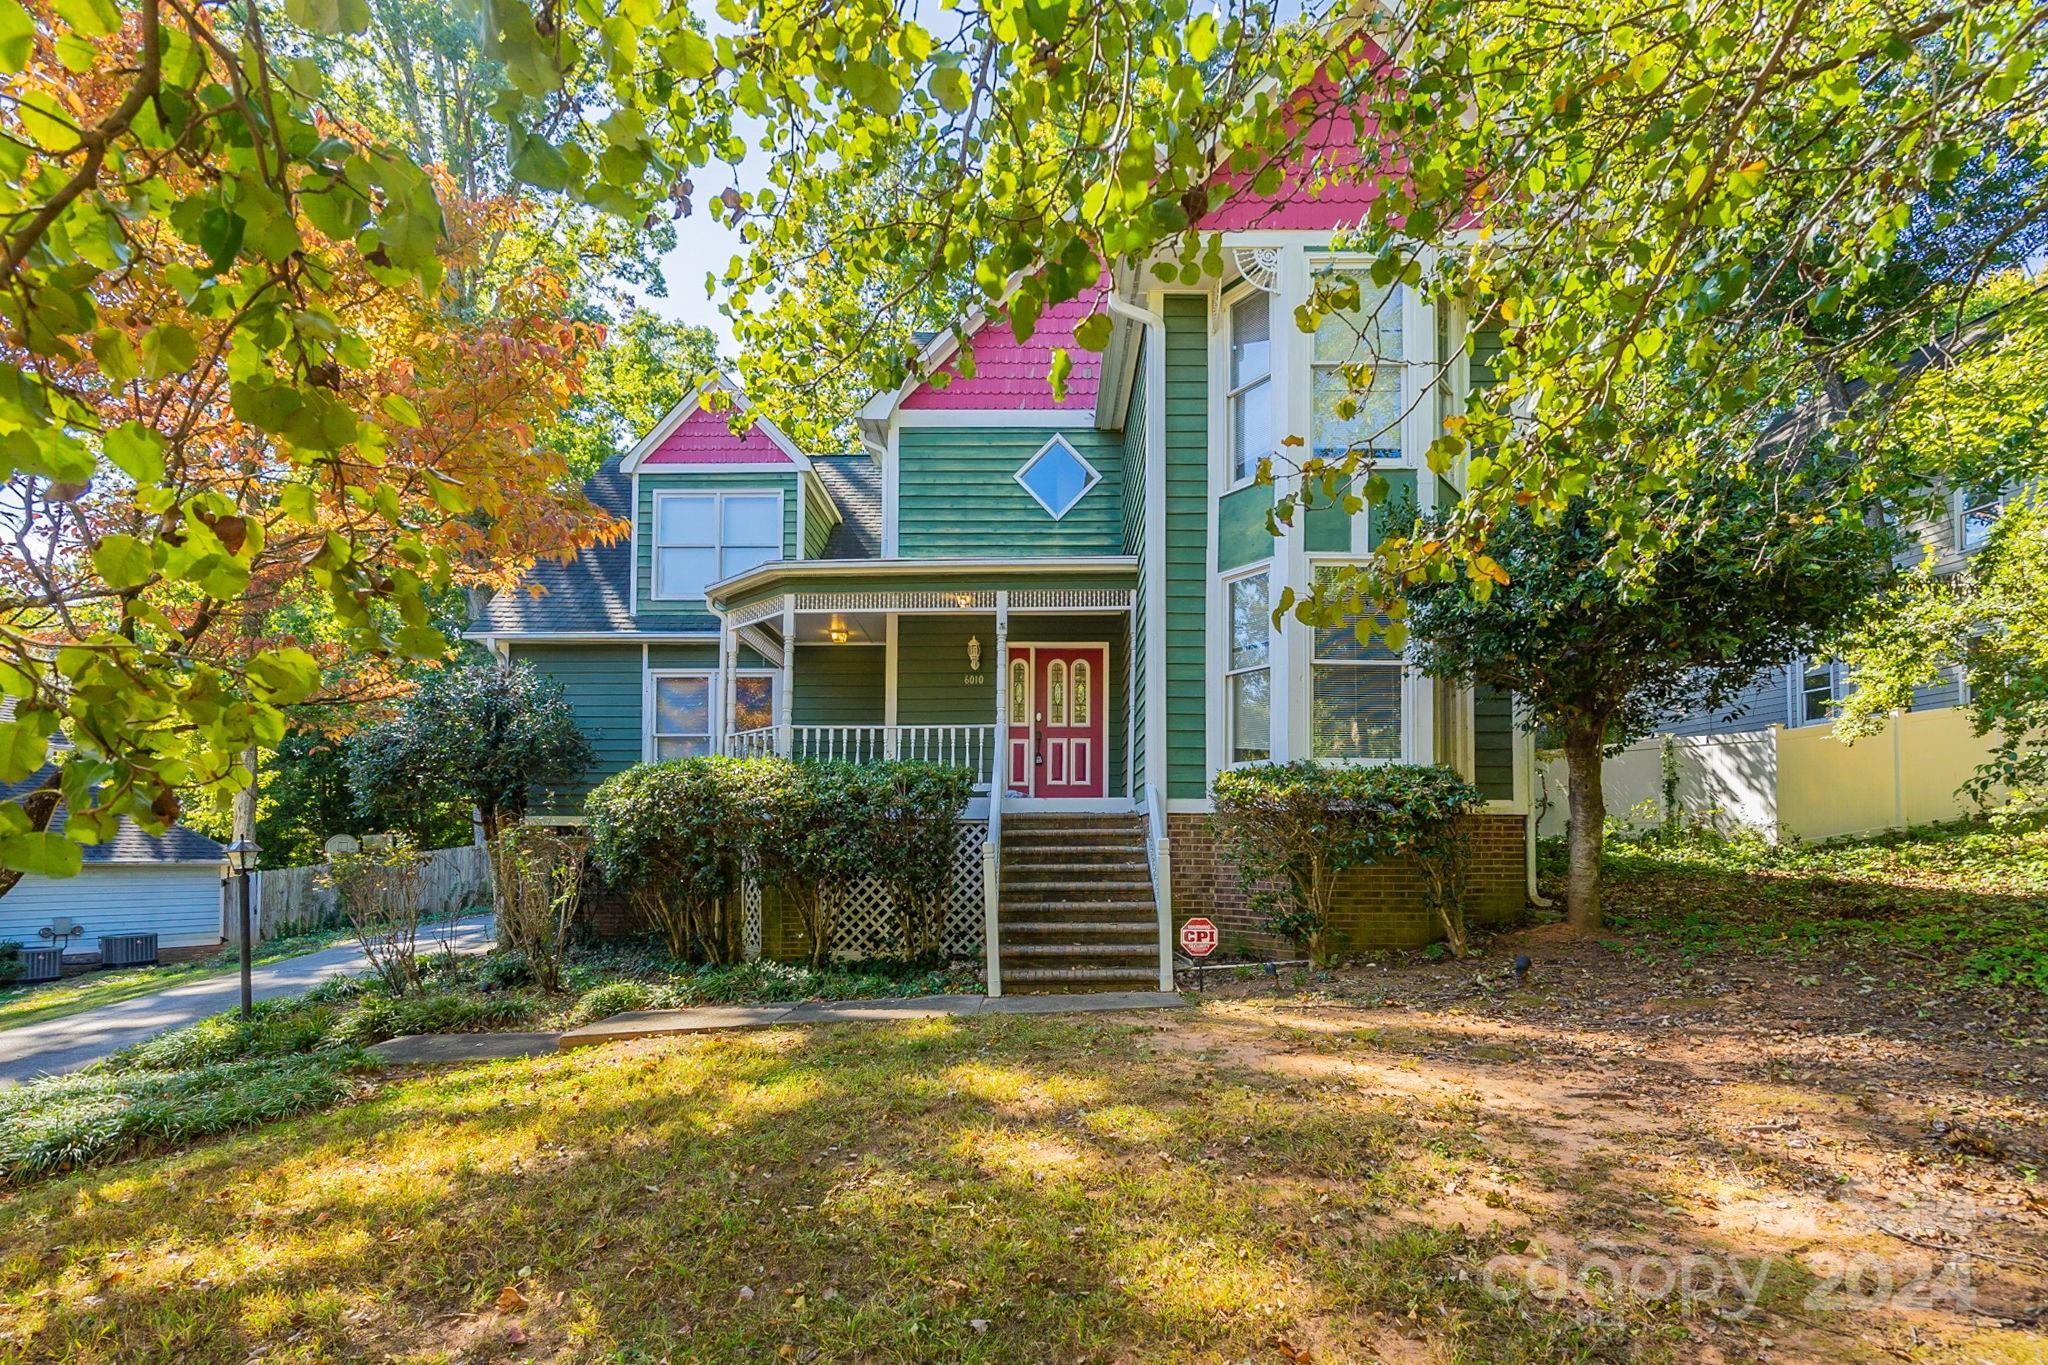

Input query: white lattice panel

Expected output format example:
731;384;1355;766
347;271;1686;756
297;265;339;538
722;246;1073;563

741;880;763;962
746;821;984;962
726;598;783;628
794;590;995;613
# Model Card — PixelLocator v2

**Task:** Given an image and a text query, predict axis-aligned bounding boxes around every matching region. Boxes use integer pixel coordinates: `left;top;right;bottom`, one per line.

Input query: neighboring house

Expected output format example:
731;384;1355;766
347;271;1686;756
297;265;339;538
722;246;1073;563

1662;482;2015;738
472;146;1542;987
0;770;226;966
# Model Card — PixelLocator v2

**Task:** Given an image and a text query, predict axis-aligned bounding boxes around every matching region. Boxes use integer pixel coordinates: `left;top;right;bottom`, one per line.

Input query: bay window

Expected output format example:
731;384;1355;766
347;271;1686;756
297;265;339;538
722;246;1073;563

1227;292;1273;485
1310;270;1404;464
1226;569;1271;763
1310;567;1404;762
653;491;781;600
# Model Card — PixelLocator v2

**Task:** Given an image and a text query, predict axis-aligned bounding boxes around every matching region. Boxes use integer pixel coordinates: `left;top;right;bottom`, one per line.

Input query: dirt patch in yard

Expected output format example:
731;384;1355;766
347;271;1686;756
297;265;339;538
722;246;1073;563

1167;924;2048;1362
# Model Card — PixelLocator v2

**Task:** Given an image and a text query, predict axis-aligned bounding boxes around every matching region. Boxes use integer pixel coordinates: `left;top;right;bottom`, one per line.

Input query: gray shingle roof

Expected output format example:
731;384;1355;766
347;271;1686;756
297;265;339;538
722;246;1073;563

0;768;225;865
471;450;883;639
811;454;881;560
472;457;644;636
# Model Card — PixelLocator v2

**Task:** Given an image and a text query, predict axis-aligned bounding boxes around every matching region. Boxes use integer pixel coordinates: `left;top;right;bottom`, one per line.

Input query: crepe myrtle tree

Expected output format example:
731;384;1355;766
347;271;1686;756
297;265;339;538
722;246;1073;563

1403;477;1895;933
348;654;592;843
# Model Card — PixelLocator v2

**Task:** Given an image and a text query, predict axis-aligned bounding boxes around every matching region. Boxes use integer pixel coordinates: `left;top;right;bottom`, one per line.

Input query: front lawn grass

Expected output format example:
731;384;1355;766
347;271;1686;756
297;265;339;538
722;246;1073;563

0;923;365;1034
0;1013;1654;1364
1570;812;2048;996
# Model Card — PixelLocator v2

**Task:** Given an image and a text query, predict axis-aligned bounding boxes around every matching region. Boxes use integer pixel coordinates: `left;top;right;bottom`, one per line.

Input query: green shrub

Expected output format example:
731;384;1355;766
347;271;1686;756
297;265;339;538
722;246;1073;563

475;949;536;990
326;989;540;1046
588;758;744;962
101;998;338;1072
568;979;660;1026
865;762;978;963
1211;762;1484;962
0;943;22;988
0;1054;364;1185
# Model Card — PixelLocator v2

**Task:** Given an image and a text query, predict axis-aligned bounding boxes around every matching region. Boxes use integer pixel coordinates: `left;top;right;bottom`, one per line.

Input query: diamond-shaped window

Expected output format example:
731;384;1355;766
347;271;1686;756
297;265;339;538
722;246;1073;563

1014;434;1101;521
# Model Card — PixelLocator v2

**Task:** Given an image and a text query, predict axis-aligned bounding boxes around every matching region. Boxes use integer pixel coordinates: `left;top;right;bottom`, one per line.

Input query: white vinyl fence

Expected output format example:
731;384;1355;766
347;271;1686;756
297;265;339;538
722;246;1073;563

254;843;492;940
1537;708;2010;845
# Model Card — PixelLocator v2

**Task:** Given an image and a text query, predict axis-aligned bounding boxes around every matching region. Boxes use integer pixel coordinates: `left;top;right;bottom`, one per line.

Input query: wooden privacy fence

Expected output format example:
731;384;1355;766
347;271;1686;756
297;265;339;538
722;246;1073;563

256;843;493;940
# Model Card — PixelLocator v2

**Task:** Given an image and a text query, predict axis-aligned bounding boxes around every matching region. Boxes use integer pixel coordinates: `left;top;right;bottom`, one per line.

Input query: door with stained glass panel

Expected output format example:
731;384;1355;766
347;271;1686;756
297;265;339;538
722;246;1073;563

1005;644;1106;798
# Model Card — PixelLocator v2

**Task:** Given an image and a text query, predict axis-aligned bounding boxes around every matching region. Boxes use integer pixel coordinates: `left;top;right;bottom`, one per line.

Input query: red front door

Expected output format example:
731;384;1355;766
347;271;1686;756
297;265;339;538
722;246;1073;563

1005;644;1107;798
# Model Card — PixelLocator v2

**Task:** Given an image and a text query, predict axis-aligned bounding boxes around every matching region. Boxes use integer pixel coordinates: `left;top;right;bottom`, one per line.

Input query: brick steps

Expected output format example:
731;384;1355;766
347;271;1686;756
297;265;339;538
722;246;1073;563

997;813;1161;993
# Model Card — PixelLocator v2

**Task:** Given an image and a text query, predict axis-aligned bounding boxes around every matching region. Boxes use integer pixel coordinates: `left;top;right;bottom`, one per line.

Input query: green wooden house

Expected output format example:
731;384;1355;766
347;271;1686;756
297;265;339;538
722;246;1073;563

472;224;1541;989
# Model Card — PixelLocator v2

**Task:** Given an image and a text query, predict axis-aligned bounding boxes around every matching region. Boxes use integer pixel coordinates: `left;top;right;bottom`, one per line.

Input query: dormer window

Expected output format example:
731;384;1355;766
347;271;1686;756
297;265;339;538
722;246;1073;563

1014;434;1100;520
652;491;781;600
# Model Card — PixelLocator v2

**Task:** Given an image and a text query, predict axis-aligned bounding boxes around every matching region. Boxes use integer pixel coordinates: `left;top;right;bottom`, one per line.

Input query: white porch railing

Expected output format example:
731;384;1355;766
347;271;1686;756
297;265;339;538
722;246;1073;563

720;724;997;784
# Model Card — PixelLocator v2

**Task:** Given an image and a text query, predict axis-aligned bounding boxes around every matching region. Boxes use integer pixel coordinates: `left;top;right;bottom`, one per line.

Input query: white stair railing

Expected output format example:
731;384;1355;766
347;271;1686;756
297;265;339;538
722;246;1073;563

1144;783;1174;991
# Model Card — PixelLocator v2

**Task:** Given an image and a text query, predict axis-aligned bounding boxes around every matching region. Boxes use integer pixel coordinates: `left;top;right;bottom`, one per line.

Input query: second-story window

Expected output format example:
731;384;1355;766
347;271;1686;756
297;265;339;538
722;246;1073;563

653;491;780;600
1960;485;2011;551
1311;270;1404;464
1228;292;1273;486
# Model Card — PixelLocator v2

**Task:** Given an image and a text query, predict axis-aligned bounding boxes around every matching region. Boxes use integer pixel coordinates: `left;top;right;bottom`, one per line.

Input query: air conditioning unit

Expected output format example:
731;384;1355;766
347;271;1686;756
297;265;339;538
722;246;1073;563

99;932;159;968
19;946;62;983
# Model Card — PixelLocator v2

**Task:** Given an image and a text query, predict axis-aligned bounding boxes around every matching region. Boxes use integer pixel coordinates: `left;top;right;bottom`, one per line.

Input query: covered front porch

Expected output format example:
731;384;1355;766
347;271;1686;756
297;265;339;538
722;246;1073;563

709;561;1138;809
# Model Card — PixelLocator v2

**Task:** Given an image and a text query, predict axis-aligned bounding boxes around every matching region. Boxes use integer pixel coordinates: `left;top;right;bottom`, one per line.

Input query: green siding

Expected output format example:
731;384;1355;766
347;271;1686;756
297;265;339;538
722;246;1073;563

896;427;1124;558
635;471;800;628
509;643;642;815
1217;483;1274;570
791;645;884;724
1470;323;1504;392
1473;683;1516;801
1368;470;1419;551
1122;337;1149;794
646;643;718;669
802;475;836;559
1163;296;1210;799
896;616;997;726
1306;499;1352;552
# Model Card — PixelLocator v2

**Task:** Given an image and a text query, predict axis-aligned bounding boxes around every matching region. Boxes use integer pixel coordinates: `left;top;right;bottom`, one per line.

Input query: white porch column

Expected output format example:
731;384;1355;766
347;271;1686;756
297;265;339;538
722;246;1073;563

883;612;899;759
778;594;796;759
719;626;738;755
983;590;1009;997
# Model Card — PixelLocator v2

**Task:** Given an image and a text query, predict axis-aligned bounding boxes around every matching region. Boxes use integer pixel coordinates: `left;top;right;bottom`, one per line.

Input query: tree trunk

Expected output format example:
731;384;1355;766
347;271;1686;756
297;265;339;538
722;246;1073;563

1562;726;1607;934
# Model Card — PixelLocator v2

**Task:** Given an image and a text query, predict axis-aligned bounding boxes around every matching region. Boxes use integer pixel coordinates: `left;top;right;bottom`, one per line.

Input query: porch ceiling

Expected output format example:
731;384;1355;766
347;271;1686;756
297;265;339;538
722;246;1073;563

708;556;1137;618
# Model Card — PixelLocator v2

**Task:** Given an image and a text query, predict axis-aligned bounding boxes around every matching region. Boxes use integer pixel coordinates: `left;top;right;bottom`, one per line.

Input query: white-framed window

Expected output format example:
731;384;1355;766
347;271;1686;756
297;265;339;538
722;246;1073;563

1791;658;1845;727
1047;659;1069;725
1007;656;1030;726
731;671;776;734
650;671;714;759
1225;567;1272;763
651;490;782;601
1310;268;1405;465
1958;485;2011;552
1310;564;1404;762
1071;658;1091;725
1227;290;1274;487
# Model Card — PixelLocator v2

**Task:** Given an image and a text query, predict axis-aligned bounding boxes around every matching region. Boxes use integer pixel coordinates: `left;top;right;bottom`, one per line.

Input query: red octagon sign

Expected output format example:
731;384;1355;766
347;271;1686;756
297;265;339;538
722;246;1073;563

1179;917;1219;958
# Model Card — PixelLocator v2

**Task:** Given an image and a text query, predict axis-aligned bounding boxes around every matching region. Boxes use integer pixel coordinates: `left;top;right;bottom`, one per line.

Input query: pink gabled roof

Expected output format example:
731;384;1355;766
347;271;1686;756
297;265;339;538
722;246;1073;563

1199;44;1401;232
639;402;794;465
901;292;1103;412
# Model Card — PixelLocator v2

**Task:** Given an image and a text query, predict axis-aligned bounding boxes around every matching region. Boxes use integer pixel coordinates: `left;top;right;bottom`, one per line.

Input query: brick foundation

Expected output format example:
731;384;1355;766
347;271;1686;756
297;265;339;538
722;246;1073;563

1167;811;1529;957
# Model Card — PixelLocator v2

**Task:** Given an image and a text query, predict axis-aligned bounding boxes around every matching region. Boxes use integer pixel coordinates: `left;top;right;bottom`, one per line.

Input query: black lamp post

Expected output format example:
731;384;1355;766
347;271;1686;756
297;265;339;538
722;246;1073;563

225;837;259;1018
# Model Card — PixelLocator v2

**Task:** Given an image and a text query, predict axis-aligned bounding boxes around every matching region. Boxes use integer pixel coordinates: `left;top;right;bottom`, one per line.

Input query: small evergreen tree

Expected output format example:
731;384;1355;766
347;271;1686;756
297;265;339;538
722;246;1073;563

349;656;593;842
1407;484;1893;933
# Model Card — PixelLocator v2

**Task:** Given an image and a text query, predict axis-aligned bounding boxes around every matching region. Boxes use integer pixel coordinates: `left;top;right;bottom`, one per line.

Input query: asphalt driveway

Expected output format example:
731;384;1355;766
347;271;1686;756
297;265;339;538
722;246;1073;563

0;915;496;1084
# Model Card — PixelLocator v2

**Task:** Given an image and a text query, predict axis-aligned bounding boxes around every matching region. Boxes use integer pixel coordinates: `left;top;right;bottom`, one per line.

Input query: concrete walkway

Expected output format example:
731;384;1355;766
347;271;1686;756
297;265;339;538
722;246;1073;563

552;989;1188;1052
365;990;1189;1066
0;915;497;1084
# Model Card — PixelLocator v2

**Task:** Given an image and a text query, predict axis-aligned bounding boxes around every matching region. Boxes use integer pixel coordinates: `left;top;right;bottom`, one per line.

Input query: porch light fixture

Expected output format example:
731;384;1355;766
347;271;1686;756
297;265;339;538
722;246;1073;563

1014;433;1101;521
826;616;850;644
967;636;982;671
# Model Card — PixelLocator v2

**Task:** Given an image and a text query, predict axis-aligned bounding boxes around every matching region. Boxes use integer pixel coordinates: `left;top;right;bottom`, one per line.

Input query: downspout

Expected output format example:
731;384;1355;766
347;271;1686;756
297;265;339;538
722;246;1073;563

1525;726;1553;908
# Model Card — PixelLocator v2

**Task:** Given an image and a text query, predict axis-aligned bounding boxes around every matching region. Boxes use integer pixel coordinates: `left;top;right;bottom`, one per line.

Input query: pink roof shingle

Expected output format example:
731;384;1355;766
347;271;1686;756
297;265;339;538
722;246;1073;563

640;403;794;466
1200;48;1401;232
901;292;1103;412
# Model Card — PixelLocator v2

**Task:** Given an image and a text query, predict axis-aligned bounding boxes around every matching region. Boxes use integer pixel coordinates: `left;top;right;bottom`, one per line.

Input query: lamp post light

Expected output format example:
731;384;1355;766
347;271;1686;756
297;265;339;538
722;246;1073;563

225;837;259;1019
